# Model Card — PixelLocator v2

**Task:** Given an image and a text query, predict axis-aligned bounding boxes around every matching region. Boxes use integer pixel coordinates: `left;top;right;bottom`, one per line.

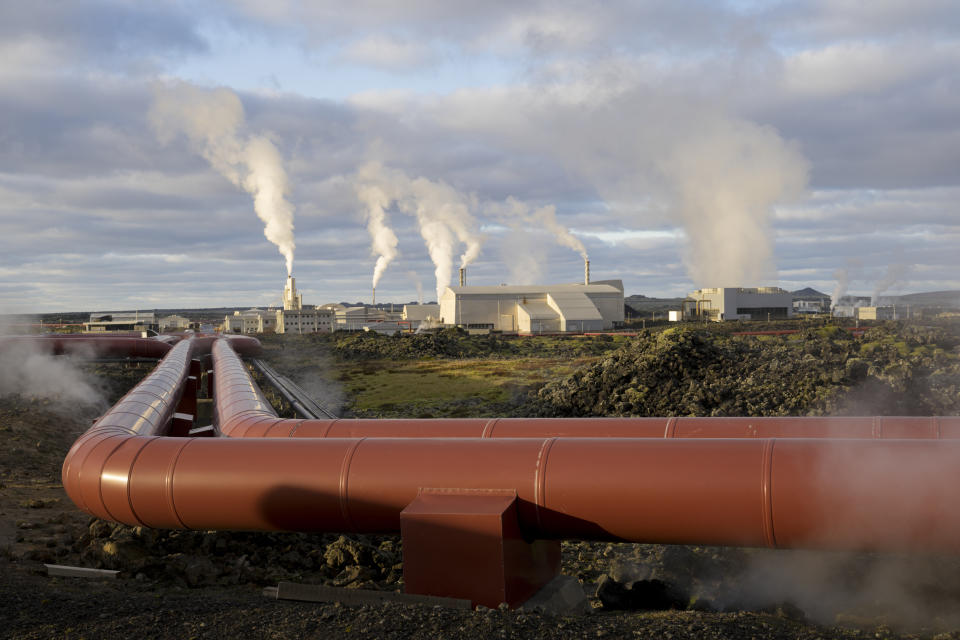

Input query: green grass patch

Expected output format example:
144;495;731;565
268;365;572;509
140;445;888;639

340;357;596;416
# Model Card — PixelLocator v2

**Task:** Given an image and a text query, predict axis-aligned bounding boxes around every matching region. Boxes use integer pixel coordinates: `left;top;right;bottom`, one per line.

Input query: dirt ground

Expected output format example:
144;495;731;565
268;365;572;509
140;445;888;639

4;359;960;639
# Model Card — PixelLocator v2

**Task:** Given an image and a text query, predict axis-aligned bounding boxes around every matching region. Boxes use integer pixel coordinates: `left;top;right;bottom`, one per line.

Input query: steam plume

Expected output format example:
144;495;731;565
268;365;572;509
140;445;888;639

0;318;104;409
402;176;483;300
872;263;910;306
831;267;849;310
354;162;482;300
660;121;807;286
149;82;296;275
483;196;585;284
356;162;401;290
429;85;808;287
406;270;424;304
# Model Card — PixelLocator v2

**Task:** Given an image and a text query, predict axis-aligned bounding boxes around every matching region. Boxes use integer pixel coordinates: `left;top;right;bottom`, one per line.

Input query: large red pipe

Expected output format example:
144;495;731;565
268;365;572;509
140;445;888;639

59;336;960;553
211;339;960;440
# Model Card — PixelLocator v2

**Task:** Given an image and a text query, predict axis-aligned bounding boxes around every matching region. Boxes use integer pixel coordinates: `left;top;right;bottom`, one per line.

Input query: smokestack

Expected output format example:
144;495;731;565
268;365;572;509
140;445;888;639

459;268;465;288
372;287;376;306
585;259;590;285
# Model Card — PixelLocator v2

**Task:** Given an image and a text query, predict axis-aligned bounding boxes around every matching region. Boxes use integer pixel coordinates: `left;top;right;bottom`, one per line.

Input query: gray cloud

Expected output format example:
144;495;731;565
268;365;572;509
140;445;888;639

0;2;958;312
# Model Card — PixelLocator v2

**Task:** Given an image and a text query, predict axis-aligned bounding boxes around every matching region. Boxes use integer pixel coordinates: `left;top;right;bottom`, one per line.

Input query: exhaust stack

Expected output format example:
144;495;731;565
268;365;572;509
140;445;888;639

459;268;466;288
372;287;376;306
584;259;590;285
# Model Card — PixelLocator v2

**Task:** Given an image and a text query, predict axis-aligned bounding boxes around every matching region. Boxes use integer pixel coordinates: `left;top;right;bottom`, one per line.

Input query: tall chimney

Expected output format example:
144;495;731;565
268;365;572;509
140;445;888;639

584;259;590;285
459;268;466;288
372;287;376;306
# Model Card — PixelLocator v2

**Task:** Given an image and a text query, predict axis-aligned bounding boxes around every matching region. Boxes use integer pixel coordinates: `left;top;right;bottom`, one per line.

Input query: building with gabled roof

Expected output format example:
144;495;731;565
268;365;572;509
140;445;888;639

438;280;624;333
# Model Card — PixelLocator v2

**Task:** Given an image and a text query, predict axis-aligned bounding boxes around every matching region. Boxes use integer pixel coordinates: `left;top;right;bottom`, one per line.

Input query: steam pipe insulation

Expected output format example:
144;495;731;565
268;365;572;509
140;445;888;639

61;338;195;520
61;431;960;552
0;335;174;359
211;338;960;440
60;337;960;552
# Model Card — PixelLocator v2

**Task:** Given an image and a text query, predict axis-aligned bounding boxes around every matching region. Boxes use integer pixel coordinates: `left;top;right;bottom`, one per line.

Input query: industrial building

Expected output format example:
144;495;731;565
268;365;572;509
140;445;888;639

402;304;440;330
224;309;276;334
832;296;872;318
277;307;334;333
856;306;897;321
438;279;625;333
791;288;831;315
84;311;158;333
683;288;793;322
274;276;335;334
159;314;191;331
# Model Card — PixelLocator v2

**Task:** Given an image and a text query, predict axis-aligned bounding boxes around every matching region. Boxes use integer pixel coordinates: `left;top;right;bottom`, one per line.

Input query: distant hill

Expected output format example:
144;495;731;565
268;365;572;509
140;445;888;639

791;287;829;298
624;295;685;318
892;290;960;308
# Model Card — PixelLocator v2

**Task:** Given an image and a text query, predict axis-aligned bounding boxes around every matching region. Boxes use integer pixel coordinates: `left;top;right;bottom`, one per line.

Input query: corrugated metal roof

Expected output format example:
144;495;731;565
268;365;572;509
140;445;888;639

517;300;558;319
548;292;604;320
448;282;620;295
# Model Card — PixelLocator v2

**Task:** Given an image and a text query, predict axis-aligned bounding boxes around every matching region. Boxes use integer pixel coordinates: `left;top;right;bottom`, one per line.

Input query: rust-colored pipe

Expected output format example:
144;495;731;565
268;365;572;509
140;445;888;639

61;338;194;520
61;336;960;554
0;335;173;359
211;337;960;440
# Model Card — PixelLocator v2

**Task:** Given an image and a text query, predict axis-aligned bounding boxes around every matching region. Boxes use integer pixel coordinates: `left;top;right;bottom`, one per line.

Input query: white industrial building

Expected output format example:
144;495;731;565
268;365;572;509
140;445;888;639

224;309;276;334
276;308;334;333
402;304;441;330
223;277;334;334
275;276;334;333
438;280;625;333
159;314;191;331
683;287;794;322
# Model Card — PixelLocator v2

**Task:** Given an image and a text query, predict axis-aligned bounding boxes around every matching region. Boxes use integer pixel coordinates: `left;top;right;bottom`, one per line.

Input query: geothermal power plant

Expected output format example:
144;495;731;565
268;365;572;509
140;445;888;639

2;332;958;608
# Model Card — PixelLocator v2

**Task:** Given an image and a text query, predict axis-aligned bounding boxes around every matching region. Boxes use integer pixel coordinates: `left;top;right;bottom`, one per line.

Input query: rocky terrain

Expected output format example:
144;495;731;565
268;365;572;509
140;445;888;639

528;323;960;417
264;328;625;362
3;323;960;638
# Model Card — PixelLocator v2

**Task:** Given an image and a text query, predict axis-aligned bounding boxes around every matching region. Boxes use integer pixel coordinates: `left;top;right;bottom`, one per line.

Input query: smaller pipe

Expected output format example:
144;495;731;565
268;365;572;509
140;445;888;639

0;335;173;359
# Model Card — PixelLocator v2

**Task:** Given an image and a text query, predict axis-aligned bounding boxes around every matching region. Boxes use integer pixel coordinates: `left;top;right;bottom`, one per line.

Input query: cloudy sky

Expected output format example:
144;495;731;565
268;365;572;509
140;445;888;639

2;0;958;314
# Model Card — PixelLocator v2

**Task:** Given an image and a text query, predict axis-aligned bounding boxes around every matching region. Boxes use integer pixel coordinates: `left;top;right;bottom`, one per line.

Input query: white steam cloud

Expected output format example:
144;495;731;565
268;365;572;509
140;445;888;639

872;263;910;306
353;163;484;301
406;270;424;304
831;267;850;310
356;162;402;290
0;318;104;409
405;176;483;300
659;121;808;286
420;83;809;287
149;82;296;275
497;196;588;259
831;259;863;309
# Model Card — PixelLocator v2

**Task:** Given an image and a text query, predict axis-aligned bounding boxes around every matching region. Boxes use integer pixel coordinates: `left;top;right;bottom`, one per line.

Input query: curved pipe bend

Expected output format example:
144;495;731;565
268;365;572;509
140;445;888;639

211;337;960;440
59;336;960;553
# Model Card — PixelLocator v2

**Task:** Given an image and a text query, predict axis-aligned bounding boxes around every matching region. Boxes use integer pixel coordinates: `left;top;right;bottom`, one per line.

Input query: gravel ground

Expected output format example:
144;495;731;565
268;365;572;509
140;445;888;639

4;359;960;639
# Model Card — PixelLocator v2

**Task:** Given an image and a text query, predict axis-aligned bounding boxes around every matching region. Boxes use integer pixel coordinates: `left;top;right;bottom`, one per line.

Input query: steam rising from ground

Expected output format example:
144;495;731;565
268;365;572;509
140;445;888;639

736;439;960;630
354;162;483;301
727;548;960;631
658;121;807;286
150;82;296;275
0;320;104;409
418;83;808;287
832;267;851;309
872;263;910;305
